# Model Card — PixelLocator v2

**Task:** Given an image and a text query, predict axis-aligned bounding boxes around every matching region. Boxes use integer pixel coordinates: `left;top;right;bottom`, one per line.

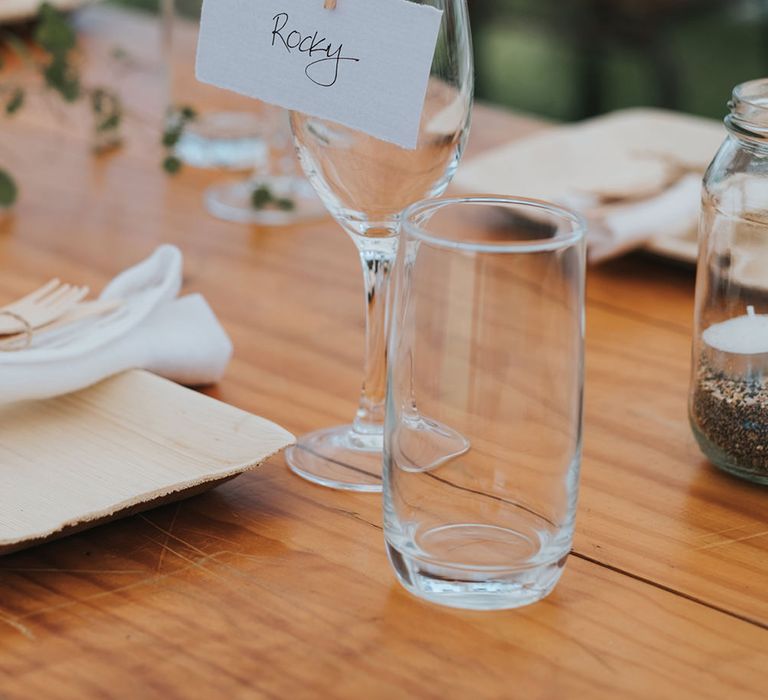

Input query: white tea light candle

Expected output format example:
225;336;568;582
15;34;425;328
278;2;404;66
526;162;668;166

702;306;768;354
693;305;768;483
701;306;768;379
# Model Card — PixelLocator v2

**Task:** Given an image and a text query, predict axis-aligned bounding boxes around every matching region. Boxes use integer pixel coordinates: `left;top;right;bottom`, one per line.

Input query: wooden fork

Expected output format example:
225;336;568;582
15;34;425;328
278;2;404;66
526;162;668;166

0;279;90;336
0;298;122;351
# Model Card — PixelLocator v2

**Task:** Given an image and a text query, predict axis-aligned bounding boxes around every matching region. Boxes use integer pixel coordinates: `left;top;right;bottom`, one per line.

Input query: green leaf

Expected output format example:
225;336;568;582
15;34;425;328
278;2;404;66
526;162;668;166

0;169;18;207
34;3;77;57
90;87;118;113
276;198;295;211
161;126;182;147
90;88;122;129
34;3;80;101
43;57;80;102
91;87;107;114
180;105;197;121
5;87;24;115
251;185;273;209
162;155;182;175
96;113;120;133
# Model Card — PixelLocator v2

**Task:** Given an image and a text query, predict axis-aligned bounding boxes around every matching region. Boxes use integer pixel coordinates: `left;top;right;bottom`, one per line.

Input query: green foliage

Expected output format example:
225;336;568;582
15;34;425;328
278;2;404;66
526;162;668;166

251;185;295;212
90;87;123;151
0;3;138;204
35;2;77;55
110;0;203;21
0;3;201;207
0;170;18;207
41;58;80;101
161;105;197;174
162;126;182;148
5;87;24;115
251;185;272;209
162;155;182;174
35;2;80;102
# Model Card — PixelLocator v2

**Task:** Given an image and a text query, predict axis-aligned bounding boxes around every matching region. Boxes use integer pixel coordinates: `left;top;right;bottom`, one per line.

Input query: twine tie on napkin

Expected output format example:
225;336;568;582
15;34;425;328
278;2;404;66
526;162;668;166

0;311;32;350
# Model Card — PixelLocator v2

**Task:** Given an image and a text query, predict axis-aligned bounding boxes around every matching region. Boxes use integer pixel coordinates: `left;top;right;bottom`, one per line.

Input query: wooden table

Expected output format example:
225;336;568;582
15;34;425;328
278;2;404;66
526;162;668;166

0;7;766;699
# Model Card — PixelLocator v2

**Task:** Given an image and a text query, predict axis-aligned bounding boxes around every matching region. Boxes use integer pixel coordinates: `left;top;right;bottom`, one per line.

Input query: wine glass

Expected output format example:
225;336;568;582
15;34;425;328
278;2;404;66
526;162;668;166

205;107;326;225
162;0;266;170
285;0;474;492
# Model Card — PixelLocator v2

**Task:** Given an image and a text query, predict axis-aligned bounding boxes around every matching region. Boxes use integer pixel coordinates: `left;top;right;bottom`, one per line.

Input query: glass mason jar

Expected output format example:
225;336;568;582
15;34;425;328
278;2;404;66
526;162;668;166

690;79;768;485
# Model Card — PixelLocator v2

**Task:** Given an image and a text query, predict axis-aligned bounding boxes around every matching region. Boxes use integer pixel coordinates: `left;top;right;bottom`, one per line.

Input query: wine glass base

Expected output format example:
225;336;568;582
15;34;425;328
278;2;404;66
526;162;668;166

285;424;383;492
205;176;326;226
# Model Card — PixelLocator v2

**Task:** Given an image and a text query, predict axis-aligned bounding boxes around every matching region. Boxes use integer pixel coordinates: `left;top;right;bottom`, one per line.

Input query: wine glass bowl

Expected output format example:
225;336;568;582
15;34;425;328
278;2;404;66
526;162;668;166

285;0;473;491
290;80;470;230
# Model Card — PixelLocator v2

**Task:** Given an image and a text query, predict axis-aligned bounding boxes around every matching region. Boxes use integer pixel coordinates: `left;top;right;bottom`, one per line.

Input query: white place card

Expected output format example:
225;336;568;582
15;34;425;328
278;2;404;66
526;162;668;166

196;0;443;149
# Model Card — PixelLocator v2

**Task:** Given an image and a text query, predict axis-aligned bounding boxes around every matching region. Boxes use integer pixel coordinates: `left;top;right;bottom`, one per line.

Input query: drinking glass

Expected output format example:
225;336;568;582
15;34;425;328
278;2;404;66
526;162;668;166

384;196;586;610
162;0;266;170
162;0;324;223
285;0;473;491
205;107;325;225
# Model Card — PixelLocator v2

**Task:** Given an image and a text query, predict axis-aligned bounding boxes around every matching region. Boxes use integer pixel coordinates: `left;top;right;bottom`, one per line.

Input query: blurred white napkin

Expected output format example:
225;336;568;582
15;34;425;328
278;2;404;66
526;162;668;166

565;173;703;262
0;245;233;403
453;108;725;263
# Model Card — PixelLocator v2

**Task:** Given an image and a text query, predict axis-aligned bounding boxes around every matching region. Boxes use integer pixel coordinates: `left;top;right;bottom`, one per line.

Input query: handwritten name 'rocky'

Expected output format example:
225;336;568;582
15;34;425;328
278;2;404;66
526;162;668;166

271;13;359;88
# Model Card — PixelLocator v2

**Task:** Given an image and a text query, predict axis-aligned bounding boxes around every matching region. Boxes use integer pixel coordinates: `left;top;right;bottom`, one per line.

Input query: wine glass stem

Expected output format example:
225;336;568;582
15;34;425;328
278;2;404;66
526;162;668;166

351;232;399;436
159;0;173;113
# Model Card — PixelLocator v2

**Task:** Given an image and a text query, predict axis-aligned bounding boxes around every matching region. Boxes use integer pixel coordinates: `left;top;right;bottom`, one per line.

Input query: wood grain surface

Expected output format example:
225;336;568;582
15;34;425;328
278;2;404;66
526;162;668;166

0;6;766;699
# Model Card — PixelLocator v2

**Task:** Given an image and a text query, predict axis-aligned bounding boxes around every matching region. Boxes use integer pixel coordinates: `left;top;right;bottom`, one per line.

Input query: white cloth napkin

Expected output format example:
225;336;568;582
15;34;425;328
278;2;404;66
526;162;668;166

0;245;233;403
453;108;725;263
571;173;703;262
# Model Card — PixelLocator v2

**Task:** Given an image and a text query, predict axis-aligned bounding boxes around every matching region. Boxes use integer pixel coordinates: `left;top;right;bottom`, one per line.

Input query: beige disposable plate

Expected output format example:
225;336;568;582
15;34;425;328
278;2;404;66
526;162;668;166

0;0;91;24
0;370;295;555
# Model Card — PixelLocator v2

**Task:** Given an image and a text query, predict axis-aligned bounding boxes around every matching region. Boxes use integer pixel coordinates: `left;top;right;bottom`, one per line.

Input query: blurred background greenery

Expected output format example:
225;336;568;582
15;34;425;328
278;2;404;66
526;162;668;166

468;0;768;121
115;0;768;122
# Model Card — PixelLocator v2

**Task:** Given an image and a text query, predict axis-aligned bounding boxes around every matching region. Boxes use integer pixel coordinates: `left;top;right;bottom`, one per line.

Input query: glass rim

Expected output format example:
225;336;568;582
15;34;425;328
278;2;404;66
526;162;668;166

731;78;768;110
726;79;768;140
402;195;587;253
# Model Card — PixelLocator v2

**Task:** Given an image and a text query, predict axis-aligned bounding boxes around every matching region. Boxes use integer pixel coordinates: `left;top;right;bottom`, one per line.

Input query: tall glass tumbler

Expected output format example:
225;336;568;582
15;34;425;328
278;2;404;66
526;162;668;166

384;196;586;610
